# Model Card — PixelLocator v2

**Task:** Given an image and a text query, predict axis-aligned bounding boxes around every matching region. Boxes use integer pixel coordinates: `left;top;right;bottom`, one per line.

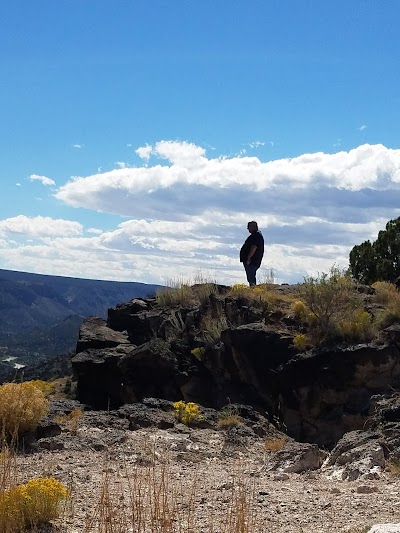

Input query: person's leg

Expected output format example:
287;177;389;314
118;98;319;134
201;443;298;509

244;264;257;286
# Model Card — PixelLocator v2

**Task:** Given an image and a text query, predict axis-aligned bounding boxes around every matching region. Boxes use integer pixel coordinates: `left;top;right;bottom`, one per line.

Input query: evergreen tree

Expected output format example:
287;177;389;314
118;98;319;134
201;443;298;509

349;217;400;284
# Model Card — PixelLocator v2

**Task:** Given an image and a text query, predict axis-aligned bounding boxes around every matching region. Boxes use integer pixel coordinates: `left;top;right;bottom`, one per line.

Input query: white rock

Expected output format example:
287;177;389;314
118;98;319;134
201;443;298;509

368;525;400;533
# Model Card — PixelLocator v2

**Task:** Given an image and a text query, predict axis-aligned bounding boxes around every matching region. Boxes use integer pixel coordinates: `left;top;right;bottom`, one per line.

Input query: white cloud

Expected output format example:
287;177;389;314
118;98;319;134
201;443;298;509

16;183;21;187
0;215;83;239
2;141;400;285
358;125;367;131
135;145;152;160
248;141;265;148
115;161;127;169
55;143;400;221
72;144;84;149
28;174;56;186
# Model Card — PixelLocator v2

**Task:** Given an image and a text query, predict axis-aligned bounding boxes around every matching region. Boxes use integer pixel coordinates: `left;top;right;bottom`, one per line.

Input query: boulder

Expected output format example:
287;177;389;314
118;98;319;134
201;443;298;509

76;316;129;353
323;430;386;480
268;442;322;473
368;525;400;533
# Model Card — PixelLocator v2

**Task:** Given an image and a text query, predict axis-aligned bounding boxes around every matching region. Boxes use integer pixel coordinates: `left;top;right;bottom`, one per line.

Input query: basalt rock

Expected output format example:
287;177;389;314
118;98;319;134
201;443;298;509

72;286;400;448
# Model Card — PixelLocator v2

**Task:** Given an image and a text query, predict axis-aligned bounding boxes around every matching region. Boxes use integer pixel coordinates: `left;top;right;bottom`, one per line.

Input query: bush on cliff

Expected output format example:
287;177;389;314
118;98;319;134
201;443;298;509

298;266;362;340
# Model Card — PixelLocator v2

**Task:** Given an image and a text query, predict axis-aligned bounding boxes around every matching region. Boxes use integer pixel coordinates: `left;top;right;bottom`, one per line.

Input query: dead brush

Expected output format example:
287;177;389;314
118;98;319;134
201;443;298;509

201;313;229;345
217;405;243;429
84;454;197;533
84;450;263;533
55;408;84;434
264;435;287;453
155;280;196;307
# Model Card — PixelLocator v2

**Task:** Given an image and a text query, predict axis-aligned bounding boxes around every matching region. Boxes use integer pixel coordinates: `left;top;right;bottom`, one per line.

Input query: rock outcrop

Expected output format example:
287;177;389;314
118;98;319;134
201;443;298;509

71;285;400;447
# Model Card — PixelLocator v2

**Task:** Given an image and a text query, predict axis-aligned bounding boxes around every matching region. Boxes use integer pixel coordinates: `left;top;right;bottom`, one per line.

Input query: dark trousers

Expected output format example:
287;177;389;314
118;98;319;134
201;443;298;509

244;263;258;286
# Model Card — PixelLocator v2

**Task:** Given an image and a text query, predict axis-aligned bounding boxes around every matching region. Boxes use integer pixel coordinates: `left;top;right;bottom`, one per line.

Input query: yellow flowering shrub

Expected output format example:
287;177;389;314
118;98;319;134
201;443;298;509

0;382;49;437
292;334;308;351
0;477;69;532
173;401;203;425
25;380;54;397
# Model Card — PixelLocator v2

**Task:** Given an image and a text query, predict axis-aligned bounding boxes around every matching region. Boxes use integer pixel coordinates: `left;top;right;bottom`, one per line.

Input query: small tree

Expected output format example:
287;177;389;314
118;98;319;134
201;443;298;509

349;216;400;284
298;266;361;339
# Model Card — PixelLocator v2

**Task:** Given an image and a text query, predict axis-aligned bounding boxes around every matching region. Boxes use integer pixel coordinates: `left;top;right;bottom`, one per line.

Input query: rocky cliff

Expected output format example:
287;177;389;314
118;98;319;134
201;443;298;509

71;284;400;448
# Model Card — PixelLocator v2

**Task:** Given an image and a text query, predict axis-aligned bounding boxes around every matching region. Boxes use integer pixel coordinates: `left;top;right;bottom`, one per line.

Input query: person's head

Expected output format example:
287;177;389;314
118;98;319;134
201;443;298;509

247;221;258;233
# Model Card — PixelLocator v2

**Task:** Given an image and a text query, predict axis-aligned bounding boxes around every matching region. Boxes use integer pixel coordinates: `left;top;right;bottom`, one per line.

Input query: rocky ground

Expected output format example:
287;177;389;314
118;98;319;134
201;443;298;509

10;400;400;533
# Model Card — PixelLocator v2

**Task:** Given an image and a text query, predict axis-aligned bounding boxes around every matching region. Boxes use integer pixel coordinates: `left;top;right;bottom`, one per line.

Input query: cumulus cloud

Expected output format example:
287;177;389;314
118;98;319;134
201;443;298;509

358;125;367;131
55;143;400;223
3;141;400;285
72;144;84;149
28;174;56;186
0;215;83;239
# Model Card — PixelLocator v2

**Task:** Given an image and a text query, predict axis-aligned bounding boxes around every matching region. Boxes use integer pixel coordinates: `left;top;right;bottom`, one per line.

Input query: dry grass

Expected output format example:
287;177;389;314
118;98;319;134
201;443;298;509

264;436;287;453
217;405;243;429
373;281;400;328
372;280;400;305
156;273;219;308
337;310;375;342
387;458;400;476
84;454;260;533
227;283;287;312
156;282;196;307
201;313;229;345
55;408;84;434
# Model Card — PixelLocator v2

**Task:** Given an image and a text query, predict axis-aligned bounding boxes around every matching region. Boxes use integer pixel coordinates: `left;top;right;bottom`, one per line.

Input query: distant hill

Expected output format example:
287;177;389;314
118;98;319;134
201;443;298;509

0;269;162;378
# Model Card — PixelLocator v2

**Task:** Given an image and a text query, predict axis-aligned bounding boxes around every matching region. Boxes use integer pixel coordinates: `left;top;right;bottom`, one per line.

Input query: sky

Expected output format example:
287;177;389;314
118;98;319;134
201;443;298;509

1;0;400;286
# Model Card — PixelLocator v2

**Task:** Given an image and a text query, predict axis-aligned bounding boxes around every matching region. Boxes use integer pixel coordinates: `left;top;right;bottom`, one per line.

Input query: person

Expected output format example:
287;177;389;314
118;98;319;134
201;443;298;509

240;221;264;286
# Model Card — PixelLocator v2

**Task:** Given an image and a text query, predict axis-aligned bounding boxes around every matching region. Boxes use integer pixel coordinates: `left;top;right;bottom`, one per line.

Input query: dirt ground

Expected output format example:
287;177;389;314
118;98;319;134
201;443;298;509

14;425;400;533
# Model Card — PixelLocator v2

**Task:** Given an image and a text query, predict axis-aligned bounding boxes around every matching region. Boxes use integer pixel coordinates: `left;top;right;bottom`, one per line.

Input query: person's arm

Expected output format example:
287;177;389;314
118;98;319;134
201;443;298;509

246;245;257;264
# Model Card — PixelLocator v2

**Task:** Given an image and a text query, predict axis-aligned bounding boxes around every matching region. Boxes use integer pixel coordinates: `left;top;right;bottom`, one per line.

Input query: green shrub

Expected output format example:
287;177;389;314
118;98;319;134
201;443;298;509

0;382;49;438
298;266;361;340
337;310;375;342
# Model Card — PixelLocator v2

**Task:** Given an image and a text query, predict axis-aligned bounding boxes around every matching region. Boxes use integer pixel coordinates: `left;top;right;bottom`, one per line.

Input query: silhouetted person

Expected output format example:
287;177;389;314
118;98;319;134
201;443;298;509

240;221;264;286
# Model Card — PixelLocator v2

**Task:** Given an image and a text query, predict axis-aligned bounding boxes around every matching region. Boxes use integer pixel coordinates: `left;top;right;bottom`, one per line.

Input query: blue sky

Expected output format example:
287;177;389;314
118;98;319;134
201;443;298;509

1;1;400;284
